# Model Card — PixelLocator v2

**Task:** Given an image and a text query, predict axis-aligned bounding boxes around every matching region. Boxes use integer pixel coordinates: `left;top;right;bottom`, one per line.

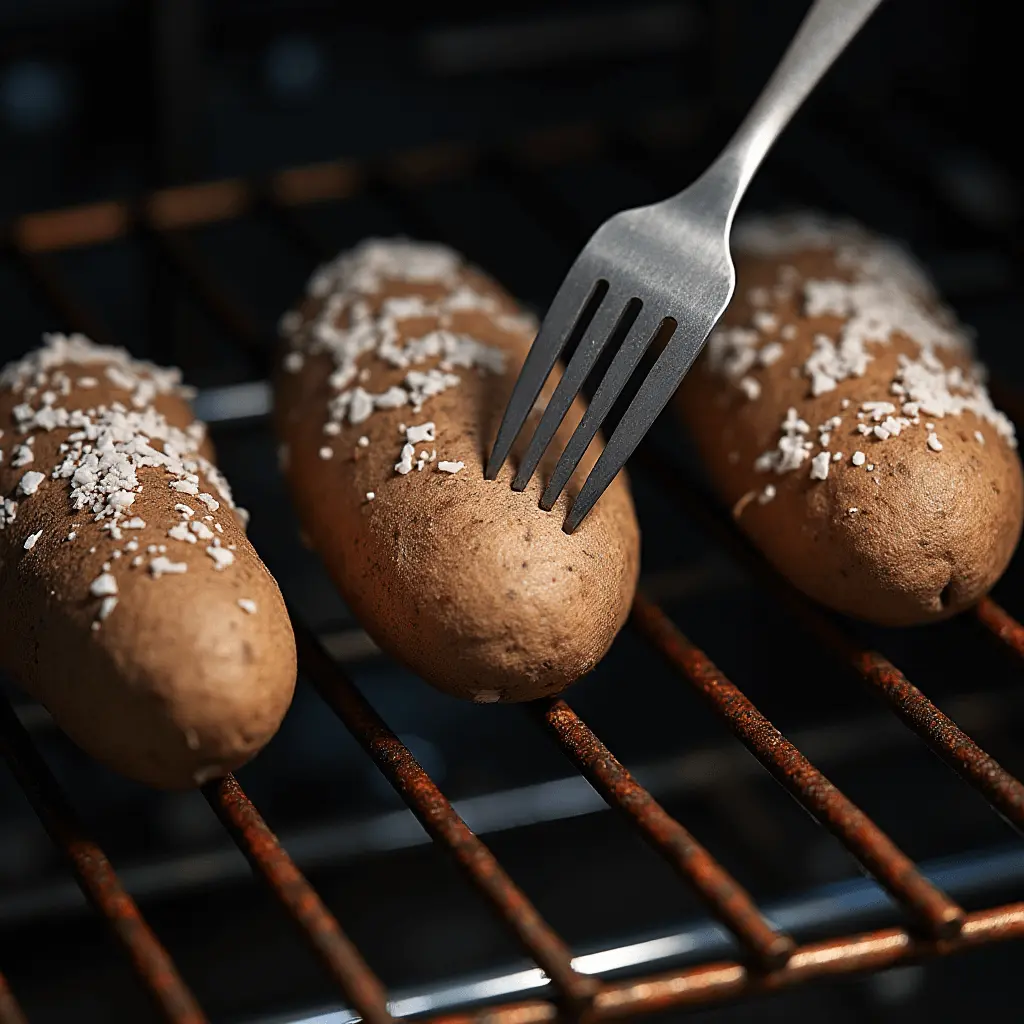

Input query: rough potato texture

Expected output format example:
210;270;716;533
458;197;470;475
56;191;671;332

275;240;640;702
0;336;296;788
676;214;1023;626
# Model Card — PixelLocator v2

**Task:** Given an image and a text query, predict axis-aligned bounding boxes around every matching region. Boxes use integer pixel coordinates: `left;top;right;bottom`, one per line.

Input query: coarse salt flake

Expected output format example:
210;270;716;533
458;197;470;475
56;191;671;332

237;598;257;614
108;490;135;509
406;421;436;444
89;573;118;597
394;443;415;475
927;432;943;451
283;241;506;434
738;376;761;400
23;529;43;551
207;546;234;570
18;470;46;496
11;444;33;467
278;310;301;336
168;522;197;544
438;460;464;474
809;452;831;480
190;520;214;540
852;451;866;466
150;556;188;577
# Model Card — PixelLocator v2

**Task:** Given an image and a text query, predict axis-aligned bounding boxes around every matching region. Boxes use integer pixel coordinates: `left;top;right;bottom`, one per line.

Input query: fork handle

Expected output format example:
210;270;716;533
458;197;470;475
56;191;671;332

702;0;884;213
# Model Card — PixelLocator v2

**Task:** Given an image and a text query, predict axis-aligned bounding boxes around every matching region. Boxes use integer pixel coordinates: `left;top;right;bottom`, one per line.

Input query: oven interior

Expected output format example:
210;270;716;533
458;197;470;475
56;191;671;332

1;2;1024;1022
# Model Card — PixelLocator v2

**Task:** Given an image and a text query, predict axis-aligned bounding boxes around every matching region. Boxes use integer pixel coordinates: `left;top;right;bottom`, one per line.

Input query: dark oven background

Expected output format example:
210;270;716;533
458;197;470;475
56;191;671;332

2;2;1024;1022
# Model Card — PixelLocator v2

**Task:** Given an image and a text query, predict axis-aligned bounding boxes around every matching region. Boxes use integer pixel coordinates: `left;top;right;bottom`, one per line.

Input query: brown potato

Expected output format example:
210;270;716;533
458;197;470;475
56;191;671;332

676;213;1024;626
0;334;296;788
274;240;640;702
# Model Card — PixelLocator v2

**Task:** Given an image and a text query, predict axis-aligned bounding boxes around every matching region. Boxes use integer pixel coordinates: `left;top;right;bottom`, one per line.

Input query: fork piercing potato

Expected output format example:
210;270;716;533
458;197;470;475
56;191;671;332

677;213;1023;626
0;334;297;788
274;239;640;702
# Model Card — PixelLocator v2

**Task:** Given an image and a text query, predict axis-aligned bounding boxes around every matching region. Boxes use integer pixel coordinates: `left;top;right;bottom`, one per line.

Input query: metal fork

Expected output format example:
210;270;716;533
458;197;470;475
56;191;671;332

485;0;884;532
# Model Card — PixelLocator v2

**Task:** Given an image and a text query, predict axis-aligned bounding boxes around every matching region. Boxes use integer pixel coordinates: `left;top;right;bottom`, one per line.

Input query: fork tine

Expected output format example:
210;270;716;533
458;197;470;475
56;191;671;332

485;272;607;481
563;312;719;533
540;310;674;511
510;291;636;492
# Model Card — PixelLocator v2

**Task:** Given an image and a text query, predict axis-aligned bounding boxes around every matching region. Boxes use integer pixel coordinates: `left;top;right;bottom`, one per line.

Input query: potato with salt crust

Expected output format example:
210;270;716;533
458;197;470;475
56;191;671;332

676;213;1023;626
274;239;640;702
0;333;296;788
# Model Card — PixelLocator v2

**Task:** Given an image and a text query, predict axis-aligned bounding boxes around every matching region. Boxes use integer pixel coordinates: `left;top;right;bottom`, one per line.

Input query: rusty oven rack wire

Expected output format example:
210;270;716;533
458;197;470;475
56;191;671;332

2;108;1024;1024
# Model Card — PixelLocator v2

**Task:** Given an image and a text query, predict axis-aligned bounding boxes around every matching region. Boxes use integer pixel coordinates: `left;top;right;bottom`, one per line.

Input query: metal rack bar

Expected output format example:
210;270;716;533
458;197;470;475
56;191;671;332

7;245;116;348
145;226;272;364
0;697;207;1024
529;699;794;970
202;774;395;1024
257;189;334;266
588;904;1024;1019
798;603;1024;833
0;110;692;254
292;622;598;1014
976;595;1024;660
272;843;1024;1023
7;683;1021;929
419;903;1024;1024
631;594;965;940
639;450;1024;835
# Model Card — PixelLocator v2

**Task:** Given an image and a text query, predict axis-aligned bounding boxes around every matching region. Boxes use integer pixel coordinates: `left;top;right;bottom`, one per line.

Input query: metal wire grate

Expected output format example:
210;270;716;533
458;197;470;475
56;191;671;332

2;109;1024;1023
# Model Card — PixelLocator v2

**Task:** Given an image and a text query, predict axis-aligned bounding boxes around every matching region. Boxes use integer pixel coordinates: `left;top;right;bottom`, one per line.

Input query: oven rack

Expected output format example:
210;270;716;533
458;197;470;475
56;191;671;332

1;107;1023;1024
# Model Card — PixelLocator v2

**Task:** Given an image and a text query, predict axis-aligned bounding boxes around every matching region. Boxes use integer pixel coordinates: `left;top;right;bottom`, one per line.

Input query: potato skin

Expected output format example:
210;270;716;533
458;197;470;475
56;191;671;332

0;337;296;788
677;216;1023;626
274;241;640;702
